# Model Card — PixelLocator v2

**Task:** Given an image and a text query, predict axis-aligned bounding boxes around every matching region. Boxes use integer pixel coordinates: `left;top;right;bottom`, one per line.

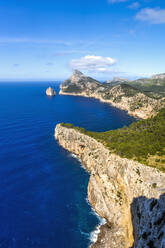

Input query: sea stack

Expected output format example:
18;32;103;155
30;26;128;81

46;87;56;96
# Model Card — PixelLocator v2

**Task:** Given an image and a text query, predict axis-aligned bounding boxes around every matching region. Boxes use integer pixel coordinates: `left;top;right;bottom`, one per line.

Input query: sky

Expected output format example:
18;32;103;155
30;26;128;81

0;0;165;81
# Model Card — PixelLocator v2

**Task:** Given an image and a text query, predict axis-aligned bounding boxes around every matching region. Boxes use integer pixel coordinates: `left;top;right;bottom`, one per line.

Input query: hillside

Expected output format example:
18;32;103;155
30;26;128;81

61;108;165;172
105;74;165;99
130;77;165;98
60;70;165;119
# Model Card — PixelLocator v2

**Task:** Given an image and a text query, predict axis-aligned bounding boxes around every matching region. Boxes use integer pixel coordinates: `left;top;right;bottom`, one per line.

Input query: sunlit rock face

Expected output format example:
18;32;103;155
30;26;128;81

55;124;165;248
46;87;56;96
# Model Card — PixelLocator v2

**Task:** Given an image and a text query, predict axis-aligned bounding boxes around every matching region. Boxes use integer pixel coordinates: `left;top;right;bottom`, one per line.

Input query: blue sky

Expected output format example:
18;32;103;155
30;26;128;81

0;0;165;81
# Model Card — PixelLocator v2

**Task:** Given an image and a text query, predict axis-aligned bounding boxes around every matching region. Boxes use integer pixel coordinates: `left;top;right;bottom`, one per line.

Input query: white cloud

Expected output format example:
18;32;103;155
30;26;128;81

69;55;116;73
128;2;140;9
108;0;128;3
0;37;72;46
136;8;165;24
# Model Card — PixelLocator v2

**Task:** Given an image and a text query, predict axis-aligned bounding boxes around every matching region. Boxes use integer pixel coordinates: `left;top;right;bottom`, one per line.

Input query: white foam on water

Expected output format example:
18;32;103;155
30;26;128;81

69;153;86;169
69;153;107;247
85;198;107;247
89;218;106;246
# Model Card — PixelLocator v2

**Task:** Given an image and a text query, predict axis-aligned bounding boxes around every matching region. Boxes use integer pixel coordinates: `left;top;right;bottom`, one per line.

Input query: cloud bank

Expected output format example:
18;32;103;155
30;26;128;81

69;55;116;73
136;8;165;24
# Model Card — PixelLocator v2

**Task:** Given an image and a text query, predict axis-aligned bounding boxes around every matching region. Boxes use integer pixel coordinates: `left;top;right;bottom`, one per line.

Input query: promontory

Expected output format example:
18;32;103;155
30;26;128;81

59;70;165;119
55;71;165;247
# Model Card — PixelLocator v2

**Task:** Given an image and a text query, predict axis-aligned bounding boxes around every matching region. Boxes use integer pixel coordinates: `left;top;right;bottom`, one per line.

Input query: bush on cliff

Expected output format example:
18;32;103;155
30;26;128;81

61;108;165;172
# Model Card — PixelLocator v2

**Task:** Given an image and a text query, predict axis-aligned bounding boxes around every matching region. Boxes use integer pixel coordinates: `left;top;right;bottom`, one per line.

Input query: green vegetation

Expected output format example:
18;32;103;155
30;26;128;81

102;84;143;102
61;108;165;172
130;78;165;98
62;83;82;93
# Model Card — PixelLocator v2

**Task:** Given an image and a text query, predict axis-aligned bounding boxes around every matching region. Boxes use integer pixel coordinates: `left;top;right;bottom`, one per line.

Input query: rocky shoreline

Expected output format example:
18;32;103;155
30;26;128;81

59;90;142;119
55;124;165;248
59;70;164;119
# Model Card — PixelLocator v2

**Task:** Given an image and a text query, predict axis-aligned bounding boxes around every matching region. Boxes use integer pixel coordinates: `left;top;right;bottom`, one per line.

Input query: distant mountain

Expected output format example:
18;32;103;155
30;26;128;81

104;73;165;98
105;77;131;86
151;73;165;80
130;77;165;98
60;70;165;119
60;70;100;93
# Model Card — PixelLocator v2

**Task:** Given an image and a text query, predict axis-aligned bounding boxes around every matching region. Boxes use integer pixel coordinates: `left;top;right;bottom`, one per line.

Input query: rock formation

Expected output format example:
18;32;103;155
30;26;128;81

55;124;165;248
152;73;165;80
46;87;56;96
59;71;165;119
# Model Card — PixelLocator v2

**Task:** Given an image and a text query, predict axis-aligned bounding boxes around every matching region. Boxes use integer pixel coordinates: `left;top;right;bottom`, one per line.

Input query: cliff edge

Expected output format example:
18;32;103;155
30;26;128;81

55;124;165;248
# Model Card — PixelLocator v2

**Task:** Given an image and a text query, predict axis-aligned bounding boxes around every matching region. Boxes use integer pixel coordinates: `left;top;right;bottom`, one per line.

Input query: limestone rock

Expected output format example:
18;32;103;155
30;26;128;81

59;71;165;119
46;87;56;96
55;124;165;248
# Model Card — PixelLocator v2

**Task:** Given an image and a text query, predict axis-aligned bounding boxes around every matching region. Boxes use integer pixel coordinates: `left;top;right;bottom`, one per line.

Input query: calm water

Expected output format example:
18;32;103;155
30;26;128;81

0;82;135;248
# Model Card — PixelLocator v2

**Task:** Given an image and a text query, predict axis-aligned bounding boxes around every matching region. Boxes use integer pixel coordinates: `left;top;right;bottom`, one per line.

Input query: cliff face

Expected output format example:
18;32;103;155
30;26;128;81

55;124;165;248
59;70;164;119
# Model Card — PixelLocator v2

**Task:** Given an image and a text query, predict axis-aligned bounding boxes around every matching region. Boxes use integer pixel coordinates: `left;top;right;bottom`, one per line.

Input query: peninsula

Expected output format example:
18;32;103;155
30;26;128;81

59;70;165;119
55;71;165;247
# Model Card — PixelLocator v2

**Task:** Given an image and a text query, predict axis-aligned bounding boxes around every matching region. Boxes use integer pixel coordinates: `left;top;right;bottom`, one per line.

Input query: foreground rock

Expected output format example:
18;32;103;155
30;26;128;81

59;70;165;119
55;124;165;248
46;87;56;96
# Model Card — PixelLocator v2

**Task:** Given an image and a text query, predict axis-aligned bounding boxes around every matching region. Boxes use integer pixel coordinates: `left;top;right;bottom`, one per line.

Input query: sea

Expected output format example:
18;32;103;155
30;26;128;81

0;82;135;248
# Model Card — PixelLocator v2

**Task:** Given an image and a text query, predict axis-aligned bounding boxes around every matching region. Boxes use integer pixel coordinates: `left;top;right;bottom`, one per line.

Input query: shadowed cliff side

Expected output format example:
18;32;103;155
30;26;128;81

55;124;165;248
131;194;165;248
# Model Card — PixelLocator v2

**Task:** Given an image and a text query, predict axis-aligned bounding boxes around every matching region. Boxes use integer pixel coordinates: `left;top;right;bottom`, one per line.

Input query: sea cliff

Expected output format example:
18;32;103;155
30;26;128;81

55;124;165;248
59;70;165;119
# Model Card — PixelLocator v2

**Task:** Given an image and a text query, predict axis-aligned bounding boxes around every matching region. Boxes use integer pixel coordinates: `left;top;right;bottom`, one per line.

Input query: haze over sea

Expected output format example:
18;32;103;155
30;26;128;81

0;82;135;248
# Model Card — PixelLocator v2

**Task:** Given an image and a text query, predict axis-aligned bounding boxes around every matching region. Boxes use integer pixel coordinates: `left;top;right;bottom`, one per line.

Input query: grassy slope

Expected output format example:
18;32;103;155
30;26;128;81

61;108;165;172
129;78;165;98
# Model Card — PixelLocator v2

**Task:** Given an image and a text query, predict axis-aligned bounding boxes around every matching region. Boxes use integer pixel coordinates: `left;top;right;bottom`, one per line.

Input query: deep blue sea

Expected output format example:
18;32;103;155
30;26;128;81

0;82;135;248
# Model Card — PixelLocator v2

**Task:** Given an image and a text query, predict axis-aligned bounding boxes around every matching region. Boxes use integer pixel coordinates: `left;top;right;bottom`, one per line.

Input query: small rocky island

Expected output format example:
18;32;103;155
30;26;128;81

46;87;56;96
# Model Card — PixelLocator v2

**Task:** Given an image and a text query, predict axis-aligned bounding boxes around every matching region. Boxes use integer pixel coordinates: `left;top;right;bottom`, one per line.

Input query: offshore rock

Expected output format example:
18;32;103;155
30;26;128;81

46;87;56;96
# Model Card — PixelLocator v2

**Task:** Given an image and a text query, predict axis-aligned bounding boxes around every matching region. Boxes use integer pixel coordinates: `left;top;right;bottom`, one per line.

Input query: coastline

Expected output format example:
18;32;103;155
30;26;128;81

55;124;165;248
69;153;107;247
59;90;152;119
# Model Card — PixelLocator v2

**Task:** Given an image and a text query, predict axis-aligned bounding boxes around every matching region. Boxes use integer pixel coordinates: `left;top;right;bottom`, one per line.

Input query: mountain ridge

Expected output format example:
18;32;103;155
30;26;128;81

59;70;165;119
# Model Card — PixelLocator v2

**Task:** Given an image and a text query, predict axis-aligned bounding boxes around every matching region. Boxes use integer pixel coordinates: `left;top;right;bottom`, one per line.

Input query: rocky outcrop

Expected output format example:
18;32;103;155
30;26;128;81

59;71;164;119
55;124;165;248
46;87;56;96
152;73;165;80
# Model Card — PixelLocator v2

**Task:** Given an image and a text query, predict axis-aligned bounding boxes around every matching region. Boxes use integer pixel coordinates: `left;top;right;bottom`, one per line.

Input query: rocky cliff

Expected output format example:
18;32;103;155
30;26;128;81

59;70;164;119
55;124;165;248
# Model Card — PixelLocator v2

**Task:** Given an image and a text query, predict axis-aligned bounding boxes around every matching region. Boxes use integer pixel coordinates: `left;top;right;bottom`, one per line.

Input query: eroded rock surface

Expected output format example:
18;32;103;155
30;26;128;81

55;124;165;248
46;87;56;96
